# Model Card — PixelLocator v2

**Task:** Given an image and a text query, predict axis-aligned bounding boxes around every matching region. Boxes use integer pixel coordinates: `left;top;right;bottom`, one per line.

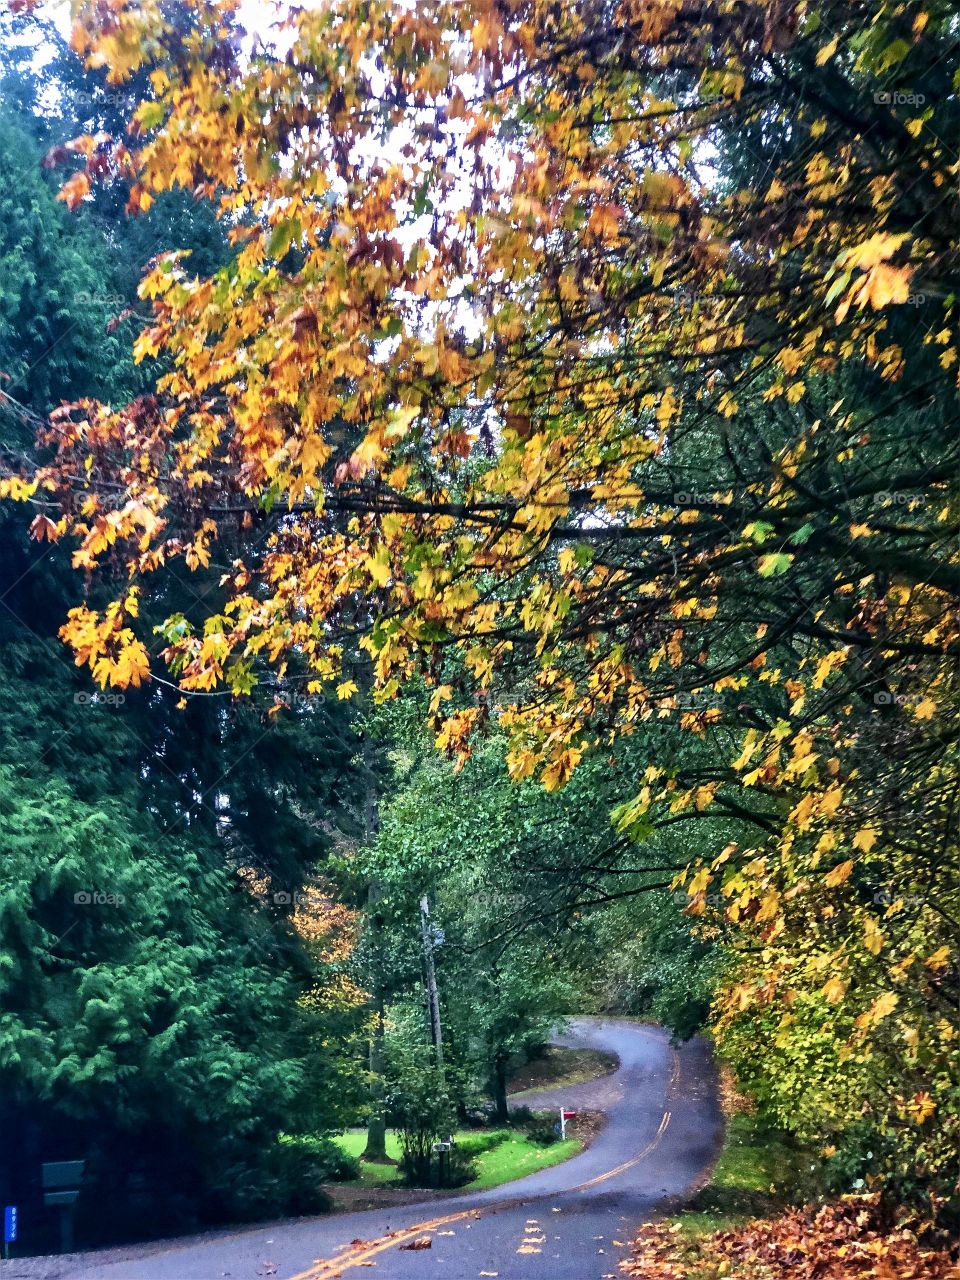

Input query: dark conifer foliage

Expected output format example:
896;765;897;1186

0;35;368;1247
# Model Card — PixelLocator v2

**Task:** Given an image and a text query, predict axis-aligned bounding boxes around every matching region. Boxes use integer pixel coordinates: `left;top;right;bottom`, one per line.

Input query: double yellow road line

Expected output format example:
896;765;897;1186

571;1110;671;1193
289;1105;675;1280
287;1206;482;1280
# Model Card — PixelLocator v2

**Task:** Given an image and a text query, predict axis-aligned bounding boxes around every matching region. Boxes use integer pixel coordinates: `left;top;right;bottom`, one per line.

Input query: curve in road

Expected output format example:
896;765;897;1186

49;1017;722;1280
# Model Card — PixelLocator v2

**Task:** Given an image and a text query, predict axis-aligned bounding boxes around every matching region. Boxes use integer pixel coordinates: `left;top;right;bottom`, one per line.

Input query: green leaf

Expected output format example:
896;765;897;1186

267;218;299;260
744;520;775;544
136;100;166;131
876;38;911;72
758;552;794;577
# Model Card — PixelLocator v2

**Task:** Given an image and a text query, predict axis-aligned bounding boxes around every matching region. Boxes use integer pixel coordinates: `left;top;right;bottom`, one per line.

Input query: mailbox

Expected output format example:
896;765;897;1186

41;1162;85;1253
42;1161;85;1193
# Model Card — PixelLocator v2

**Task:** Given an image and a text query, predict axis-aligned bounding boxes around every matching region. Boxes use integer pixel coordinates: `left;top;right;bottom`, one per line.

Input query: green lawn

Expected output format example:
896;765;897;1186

671;1110;815;1236
332;1127;582;1192
465;1131;582;1189
332;1131;406;1184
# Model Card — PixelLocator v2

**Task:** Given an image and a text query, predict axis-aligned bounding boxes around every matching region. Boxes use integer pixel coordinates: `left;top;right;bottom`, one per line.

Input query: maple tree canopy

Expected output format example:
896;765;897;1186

2;0;959;1202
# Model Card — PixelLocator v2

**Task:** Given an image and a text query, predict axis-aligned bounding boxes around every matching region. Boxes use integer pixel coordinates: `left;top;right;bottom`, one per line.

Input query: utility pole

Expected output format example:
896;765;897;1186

362;735;388;1162
420;894;443;1065
363;881;388;1161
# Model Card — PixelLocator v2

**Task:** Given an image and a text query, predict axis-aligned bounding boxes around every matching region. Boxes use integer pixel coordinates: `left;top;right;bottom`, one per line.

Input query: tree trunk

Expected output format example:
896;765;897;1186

493;1049;509;1123
363;980;388;1161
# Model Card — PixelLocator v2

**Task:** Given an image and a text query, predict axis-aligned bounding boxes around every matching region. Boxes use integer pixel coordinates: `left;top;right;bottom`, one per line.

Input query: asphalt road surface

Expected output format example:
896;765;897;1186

22;1017;722;1280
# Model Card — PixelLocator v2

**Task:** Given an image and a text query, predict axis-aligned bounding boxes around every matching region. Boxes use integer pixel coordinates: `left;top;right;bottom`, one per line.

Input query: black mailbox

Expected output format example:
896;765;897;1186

41;1162;85;1252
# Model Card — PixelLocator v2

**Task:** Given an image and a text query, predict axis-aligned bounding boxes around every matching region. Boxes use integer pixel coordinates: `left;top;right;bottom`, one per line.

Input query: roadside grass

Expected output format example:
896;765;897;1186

508;1045;618;1096
331;1131;403;1184
671;1110;817;1236
331;1127;582;1192
464;1132;582;1190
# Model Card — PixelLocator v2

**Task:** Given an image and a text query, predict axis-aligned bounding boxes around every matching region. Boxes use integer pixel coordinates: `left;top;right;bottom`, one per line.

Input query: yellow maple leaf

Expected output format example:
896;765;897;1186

822;975;847;1003
869;992;899;1022
820;785;844;817
0;477;39;501
366;547;392;587
925;946;951;970
542;746;583;792
841;232;909;271
815;36;838;66
863;918;884;956
115;639;151;688
786;380;805;404
688;866;710;896
824;859;854;888
865;262;912;309
907;1092;936;1124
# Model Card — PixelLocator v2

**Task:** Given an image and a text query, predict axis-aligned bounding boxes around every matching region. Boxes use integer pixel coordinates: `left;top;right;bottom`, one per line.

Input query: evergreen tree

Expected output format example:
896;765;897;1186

0;80;370;1246
0;763;318;1247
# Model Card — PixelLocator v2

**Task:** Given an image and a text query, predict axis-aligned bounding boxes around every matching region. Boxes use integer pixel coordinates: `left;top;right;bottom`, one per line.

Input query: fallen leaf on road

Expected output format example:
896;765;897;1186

399;1236;432;1251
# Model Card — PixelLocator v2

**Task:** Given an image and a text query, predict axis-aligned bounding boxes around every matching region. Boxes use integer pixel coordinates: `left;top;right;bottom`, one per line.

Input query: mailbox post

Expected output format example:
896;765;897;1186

432;1137;453;1188
559;1107;577;1139
41;1161;85;1253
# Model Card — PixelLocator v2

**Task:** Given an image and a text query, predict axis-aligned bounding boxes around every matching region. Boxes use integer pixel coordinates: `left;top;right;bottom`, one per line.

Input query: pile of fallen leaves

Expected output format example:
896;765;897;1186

622;1197;960;1279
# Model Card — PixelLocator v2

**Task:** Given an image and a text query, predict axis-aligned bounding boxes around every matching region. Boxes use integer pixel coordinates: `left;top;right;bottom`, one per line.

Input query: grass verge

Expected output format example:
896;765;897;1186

671;1109;816;1236
331;1127;582;1192
464;1131;582;1190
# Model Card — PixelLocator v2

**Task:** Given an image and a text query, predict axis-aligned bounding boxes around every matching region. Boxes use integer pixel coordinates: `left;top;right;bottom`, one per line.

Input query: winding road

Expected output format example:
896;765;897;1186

29;1018;721;1280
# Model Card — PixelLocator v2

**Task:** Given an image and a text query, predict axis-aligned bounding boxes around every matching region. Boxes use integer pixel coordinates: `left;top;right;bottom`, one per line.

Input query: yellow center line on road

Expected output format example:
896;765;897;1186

572;1111;671;1193
286;1106;675;1280
286;1207;480;1280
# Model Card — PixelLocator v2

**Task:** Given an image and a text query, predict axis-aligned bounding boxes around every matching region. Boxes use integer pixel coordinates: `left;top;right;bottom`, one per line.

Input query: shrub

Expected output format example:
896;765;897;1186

507;1103;536;1126
279;1134;361;1183
461;1104;497;1128
223;1139;334;1219
523;1113;561;1146
385;1055;456;1186
456;1129;510;1158
444;1146;478;1188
